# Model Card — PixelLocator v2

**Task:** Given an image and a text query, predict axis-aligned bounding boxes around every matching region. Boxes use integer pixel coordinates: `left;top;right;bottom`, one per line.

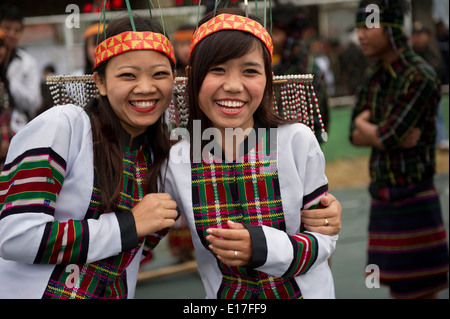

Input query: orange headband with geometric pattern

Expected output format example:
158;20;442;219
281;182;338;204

190;13;273;60
94;31;176;68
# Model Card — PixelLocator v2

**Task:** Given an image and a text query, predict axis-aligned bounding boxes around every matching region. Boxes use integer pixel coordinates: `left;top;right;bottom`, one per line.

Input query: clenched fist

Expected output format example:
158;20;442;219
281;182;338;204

132;193;178;237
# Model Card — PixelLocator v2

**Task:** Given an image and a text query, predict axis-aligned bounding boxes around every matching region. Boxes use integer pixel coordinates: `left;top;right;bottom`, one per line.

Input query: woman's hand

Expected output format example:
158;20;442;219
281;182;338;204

132;193;178;237
301;193;342;236
206;220;252;267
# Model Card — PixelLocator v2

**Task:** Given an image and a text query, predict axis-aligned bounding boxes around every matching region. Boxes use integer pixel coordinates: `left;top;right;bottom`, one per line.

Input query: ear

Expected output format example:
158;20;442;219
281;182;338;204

93;71;107;96
185;65;191;77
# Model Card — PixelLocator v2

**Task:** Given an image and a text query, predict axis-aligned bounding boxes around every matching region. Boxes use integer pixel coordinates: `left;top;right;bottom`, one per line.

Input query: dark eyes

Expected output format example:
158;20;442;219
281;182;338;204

118;71;170;78
119;72;135;78
209;67;224;72
208;67;261;74
244;68;260;74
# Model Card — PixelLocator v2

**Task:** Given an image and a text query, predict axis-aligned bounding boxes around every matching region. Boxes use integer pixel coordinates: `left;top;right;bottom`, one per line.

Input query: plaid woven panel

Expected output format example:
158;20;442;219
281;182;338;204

191;129;303;299
41;145;150;299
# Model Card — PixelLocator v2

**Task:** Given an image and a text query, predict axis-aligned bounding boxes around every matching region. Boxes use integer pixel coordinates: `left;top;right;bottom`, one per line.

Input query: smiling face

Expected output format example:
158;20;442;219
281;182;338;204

198;42;266;134
94;50;175;138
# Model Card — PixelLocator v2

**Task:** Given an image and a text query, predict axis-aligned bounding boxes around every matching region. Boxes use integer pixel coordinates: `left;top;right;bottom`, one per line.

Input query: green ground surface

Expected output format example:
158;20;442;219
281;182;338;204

322;94;449;162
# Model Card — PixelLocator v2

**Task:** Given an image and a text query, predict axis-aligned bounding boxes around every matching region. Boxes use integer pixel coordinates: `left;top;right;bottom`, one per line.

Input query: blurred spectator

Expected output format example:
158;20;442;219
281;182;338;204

172;24;195;77
0;4;42;131
271;3;330;144
73;23;108;75
351;0;449;299
36;63;56;116
411;21;444;81
435;20;449;85
310;38;336;97
412;21;449;151
0;28;14;169
323;39;345;96
338;28;369;95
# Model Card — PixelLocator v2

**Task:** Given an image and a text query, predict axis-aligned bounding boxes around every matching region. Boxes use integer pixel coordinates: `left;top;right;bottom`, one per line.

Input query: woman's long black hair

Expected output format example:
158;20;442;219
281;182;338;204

86;15;174;212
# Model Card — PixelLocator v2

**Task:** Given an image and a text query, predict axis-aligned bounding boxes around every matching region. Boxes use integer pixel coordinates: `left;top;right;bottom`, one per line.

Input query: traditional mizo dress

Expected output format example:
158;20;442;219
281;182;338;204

164;120;337;299
0;104;164;299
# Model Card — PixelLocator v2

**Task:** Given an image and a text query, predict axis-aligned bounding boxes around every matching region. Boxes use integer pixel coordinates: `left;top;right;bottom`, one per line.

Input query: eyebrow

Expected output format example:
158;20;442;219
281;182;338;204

242;61;264;68
116;64;171;71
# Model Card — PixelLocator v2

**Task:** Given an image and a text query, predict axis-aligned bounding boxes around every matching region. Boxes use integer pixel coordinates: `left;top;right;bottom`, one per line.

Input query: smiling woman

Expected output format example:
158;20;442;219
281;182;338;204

94;50;175;138
0;15;178;299
198;41;266;147
163;7;340;300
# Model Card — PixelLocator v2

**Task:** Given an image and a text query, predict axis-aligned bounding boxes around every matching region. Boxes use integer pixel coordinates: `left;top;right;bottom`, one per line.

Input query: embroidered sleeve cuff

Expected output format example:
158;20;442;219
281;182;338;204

243;224;267;269
282;233;319;277
115;211;139;251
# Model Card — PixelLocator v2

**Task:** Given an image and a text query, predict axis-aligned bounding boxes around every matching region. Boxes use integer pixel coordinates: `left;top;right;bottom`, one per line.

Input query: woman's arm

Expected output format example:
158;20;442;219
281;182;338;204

0;106;137;265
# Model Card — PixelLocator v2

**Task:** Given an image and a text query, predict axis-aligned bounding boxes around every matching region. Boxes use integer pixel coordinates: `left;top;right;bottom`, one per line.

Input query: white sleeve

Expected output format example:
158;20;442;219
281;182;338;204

251;124;337;277
0;106;134;265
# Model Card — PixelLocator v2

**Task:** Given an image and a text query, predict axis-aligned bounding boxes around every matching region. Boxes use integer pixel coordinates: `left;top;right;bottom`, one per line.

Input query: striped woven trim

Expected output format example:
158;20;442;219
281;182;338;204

35;220;90;264
369;225;448;253
0;148;66;221
284;233;318;277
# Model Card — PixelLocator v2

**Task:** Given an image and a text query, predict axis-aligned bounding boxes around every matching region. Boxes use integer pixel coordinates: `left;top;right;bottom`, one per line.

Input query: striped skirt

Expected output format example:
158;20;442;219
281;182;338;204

367;179;449;298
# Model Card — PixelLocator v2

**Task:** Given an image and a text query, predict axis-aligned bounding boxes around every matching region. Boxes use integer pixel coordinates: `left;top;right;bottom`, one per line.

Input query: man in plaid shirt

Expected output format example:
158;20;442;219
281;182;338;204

350;0;449;298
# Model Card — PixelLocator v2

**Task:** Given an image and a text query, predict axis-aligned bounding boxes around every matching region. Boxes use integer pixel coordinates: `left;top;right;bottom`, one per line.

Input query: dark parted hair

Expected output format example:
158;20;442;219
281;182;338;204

0;4;24;26
86;15;174;212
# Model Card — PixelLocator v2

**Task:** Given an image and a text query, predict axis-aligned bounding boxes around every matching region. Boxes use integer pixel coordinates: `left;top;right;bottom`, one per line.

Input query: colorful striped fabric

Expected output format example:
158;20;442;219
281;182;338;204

191;128;318;299
0;147;65;220
367;180;449;298
40;143;159;299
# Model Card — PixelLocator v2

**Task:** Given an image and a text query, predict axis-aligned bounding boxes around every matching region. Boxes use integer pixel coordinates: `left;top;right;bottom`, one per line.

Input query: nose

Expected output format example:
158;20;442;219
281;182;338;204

223;72;244;93
134;76;157;94
357;27;365;42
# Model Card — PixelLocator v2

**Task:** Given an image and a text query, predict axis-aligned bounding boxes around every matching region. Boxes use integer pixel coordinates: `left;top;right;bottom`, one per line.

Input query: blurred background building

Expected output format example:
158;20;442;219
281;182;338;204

2;0;447;97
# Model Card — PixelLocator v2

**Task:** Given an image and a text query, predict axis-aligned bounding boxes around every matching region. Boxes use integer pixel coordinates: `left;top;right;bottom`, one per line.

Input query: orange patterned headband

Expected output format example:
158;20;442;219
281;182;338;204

190;13;273;60
94;31;176;68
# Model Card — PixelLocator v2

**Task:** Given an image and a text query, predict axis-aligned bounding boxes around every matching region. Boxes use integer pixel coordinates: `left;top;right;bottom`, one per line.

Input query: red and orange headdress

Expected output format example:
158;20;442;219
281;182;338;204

190;13;273;60
94;30;176;68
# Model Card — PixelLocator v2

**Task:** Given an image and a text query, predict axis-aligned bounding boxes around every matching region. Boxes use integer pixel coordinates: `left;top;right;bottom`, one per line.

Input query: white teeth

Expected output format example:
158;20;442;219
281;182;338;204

131;101;156;108
217;100;245;108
